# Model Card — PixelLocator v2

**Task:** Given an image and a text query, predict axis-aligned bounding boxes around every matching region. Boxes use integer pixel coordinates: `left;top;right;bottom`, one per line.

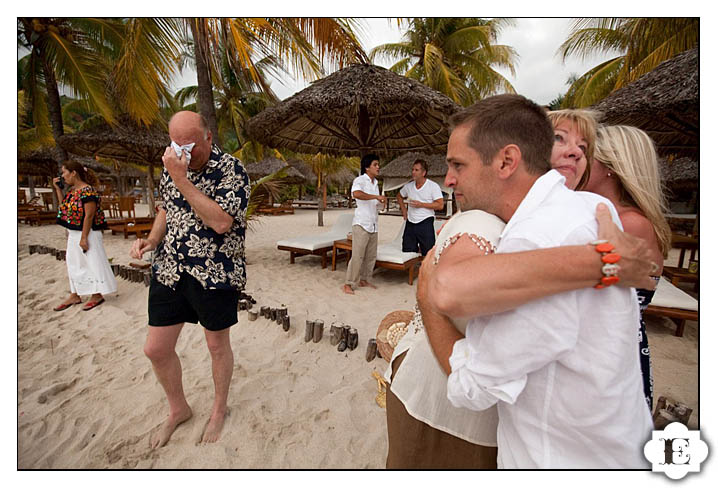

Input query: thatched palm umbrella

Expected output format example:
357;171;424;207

660;156;698;191
244;158;306;184
246;63;462;158
592;48;698;159
378;151;456;215
17;149;113;204
57;115;169;216
245;158;306;206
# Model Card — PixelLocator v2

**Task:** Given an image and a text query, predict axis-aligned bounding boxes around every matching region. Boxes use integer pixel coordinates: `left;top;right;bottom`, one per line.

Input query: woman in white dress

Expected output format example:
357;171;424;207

52;160;117;311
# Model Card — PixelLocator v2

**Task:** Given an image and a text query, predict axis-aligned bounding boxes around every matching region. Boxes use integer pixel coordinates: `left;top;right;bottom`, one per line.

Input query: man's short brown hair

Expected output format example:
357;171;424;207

448;94;553;175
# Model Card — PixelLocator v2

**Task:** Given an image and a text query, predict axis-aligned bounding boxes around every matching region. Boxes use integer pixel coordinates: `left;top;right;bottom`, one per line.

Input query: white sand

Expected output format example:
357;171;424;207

17;208;698;468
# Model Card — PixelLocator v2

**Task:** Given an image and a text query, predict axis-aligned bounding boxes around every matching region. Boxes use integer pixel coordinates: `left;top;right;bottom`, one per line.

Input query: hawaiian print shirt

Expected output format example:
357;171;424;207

152;144;250;291
56;185;107;231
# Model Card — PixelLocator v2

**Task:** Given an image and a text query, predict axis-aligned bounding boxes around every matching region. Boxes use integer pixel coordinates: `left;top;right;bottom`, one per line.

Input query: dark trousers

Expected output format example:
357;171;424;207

401;217;436;256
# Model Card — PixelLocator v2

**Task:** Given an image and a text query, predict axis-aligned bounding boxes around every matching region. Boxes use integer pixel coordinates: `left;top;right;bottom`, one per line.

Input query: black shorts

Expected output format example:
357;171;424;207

148;273;239;331
402;217;436;256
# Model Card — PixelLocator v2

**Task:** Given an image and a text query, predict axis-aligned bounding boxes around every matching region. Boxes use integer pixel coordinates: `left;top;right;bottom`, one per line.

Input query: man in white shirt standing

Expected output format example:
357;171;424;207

343;154;387;295
397;159;444;255
418;94;653;468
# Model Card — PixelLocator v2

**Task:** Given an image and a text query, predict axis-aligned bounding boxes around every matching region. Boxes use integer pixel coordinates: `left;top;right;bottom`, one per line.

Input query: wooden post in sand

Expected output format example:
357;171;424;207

313;320;324;343
282;315;290;331
347;328;358;350
330;323;343;346
341;325;351;343
260;306;270;318
248;309;258;321
365;339;377;361
304;320;314;342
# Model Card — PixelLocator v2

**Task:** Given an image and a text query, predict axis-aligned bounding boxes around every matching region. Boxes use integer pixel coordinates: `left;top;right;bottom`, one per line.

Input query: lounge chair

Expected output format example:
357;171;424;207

374;219;443;285
643;276;698;337
277;213;354;268
107;217;155;239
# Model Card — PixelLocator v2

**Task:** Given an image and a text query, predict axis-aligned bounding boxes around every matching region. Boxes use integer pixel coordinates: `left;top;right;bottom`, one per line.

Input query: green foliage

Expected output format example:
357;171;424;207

370;18;518;106
559;18;699;108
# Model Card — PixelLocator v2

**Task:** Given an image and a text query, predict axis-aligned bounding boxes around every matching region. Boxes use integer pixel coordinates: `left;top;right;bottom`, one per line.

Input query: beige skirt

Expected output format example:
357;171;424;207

385;352;498;469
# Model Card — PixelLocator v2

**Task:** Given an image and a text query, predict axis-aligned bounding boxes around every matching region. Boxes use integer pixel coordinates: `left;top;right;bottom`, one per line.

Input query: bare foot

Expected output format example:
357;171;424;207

359;280;377;289
149;406;193;449
342;284;355;295
201;408;229;444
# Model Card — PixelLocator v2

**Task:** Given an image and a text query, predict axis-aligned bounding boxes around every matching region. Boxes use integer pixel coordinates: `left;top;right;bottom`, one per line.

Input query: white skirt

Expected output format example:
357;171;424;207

65;229;117;296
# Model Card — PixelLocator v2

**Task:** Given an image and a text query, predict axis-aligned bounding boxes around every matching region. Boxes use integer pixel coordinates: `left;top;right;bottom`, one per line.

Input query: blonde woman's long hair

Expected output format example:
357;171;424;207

594;125;672;258
547;109;599;190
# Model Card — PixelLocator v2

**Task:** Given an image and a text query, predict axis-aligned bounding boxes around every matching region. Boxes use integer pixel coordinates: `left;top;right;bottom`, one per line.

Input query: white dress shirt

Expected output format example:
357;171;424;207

399;179;444;223
351;173;381;233
385;210;506;446
446;170;653;469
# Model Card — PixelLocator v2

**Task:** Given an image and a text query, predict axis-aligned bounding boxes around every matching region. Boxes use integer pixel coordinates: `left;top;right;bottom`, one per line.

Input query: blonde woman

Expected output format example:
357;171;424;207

584;125;672;409
547;109;599;190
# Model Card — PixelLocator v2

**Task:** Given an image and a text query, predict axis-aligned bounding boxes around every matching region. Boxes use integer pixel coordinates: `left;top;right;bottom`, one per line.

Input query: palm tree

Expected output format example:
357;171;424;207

558;18;699;107
370;18;518;106
18;18;115;162
182;18;368;148
176;47;279;157
18;18;183;159
306;153;359;227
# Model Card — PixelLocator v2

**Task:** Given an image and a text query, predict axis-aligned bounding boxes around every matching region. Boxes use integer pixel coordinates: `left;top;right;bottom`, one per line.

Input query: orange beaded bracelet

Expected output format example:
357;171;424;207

590;239;621;289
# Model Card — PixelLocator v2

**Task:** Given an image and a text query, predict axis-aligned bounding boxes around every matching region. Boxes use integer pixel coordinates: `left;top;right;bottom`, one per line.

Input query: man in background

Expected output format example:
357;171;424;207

397;159;444;255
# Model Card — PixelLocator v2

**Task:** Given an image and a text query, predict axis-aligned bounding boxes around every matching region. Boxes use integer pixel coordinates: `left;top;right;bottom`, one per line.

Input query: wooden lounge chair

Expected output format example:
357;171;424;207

276;213;353;268
643;277;698;337
107;217;155;239
18;204;56;226
293;200;319;209
118;196;136;219
374;220;443;285
662;234;699;292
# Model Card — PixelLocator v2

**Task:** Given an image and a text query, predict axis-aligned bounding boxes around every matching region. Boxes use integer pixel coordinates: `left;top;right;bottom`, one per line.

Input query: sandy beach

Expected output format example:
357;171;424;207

17;208;699;469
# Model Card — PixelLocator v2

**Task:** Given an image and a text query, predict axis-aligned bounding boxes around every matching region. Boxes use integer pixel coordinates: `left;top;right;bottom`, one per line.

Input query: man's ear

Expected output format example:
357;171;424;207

495;144;522;180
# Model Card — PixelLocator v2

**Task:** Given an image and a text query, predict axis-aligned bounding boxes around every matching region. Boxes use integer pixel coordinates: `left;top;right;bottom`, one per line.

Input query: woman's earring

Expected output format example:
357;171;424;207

607;172;612;177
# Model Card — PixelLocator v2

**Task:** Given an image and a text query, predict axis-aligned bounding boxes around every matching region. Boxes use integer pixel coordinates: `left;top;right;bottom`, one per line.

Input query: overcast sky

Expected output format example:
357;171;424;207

172;18;619;106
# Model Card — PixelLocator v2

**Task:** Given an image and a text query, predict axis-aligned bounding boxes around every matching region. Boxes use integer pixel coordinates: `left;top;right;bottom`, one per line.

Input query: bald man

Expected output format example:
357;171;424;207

130;111;250;448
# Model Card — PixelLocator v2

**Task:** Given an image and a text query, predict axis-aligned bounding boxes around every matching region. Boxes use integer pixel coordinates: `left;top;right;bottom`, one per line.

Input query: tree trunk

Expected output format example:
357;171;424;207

323;179;328;209
28;176;36;200
189;18;221;148
38;46;67;210
317;174;324;227
147;161;157;218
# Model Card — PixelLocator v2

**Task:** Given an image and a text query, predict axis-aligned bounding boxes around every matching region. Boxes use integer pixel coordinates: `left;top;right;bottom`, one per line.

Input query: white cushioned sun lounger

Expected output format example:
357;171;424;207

374;219;444;285
276;213;354;268
643;276;698;337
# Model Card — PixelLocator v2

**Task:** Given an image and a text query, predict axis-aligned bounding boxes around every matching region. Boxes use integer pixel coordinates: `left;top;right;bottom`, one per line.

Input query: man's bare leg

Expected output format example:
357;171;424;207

144;323;193;449
359;280;377;289
201;326;234;443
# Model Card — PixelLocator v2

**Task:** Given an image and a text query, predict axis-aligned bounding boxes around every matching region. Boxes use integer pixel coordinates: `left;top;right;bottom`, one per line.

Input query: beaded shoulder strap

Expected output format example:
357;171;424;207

433;232;497;265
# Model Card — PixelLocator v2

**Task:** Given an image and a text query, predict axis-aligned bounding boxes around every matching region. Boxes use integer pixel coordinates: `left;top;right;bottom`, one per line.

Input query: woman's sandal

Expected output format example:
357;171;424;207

53;301;81;312
82;298;105;311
